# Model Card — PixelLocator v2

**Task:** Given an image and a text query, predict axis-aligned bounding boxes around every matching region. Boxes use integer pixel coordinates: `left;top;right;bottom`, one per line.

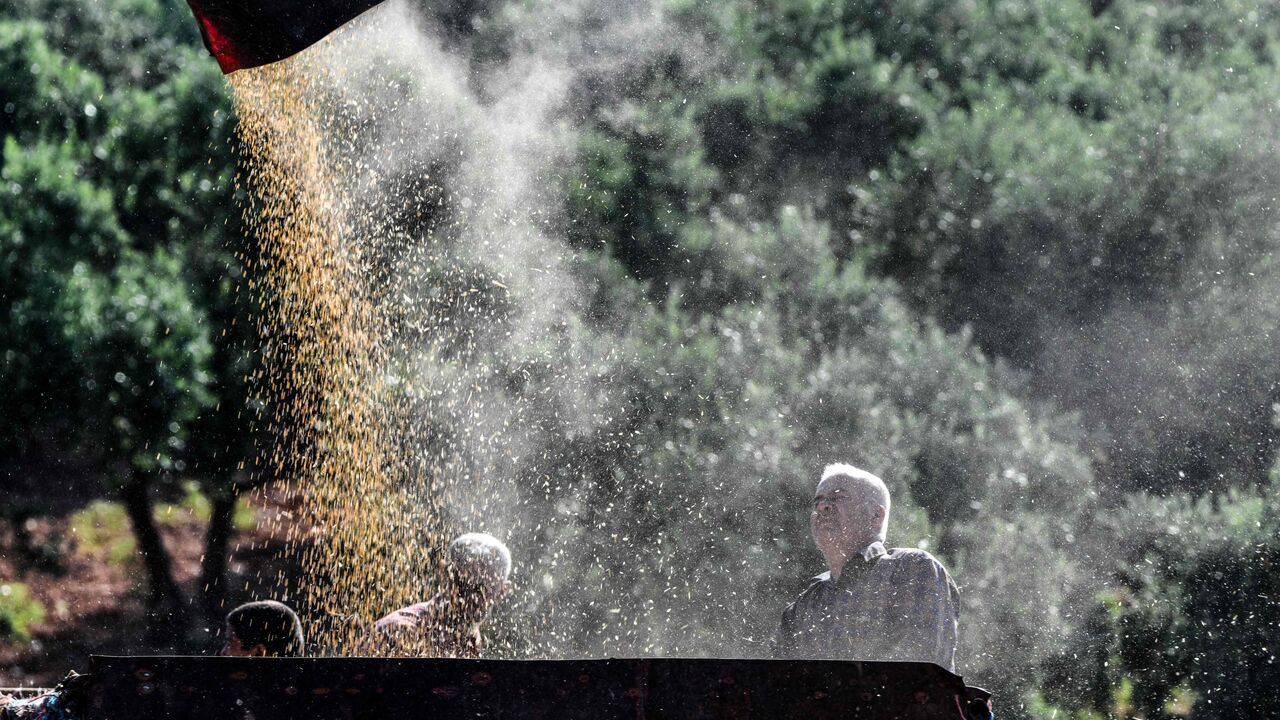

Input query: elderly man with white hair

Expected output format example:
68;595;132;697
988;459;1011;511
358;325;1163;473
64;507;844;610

774;464;960;671
374;532;513;657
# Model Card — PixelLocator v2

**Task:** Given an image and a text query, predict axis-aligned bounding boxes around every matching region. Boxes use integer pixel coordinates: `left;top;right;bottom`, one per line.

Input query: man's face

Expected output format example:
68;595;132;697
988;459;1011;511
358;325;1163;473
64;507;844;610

810;475;877;557
445;565;510;623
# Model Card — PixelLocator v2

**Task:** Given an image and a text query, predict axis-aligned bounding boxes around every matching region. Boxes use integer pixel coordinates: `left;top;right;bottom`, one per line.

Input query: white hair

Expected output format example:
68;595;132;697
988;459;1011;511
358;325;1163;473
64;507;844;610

448;532;512;581
820;464;891;542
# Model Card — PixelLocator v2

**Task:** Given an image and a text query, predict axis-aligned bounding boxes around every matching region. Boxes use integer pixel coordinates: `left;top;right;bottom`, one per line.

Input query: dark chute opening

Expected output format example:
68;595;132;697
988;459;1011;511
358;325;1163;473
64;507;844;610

185;0;388;74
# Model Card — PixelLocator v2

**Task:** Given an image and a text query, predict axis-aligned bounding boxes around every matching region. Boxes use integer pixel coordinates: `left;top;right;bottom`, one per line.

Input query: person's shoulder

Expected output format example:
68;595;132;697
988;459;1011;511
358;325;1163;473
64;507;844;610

376;601;433;630
783;572;830;613
803;570;832;591
886;546;938;560
885;547;951;572
793;571;830;596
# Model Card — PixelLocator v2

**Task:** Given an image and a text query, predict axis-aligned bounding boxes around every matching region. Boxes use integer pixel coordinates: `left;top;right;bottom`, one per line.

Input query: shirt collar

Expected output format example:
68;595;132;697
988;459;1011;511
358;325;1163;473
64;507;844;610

812;541;888;583
861;540;887;562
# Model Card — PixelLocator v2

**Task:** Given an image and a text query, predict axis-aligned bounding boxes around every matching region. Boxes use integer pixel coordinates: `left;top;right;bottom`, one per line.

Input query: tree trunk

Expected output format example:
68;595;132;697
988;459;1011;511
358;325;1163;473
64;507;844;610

120;475;187;643
199;488;238;628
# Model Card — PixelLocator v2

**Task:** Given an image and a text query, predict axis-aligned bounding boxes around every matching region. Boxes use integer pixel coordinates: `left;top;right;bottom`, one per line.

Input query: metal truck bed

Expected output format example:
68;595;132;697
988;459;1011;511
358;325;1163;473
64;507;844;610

83;655;991;719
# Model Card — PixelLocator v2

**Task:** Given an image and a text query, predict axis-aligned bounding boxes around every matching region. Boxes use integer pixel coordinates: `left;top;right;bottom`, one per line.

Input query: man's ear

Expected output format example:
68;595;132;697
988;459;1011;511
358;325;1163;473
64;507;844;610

497;580;513;600
249;643;270;657
864;504;886;532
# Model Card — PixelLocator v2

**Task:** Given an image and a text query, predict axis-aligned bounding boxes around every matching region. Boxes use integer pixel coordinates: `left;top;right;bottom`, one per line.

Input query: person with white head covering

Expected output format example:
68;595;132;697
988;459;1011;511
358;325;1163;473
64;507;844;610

774;464;960;671
374;532;513;657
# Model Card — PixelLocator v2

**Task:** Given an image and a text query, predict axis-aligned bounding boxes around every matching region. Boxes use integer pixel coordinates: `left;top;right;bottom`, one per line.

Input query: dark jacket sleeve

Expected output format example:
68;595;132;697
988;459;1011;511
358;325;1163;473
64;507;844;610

892;552;960;671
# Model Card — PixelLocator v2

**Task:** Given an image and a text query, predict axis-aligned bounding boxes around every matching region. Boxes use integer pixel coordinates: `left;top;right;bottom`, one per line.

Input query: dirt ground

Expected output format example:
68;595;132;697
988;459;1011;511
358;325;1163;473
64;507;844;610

0;483;300;688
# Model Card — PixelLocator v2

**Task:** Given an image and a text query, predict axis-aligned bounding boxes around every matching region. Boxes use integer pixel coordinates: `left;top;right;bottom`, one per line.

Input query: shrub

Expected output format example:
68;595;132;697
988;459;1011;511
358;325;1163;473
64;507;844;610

68;501;137;567
0;583;46;642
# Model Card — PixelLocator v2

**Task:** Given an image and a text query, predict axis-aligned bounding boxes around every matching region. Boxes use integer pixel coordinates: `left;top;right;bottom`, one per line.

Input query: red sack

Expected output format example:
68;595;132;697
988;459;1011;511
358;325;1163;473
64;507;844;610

185;0;387;73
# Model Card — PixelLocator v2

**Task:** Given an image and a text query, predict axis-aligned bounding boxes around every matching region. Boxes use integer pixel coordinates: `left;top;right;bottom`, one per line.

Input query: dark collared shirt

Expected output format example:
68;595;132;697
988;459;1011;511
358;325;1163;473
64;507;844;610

774;542;960;671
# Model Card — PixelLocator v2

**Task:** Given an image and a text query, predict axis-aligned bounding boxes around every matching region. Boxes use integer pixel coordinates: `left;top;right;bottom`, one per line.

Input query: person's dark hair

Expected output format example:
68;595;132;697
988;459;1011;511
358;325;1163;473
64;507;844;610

225;601;305;657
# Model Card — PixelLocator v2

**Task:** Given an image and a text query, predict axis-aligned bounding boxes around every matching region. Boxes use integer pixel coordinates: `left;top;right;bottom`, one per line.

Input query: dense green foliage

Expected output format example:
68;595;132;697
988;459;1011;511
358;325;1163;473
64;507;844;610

3;0;1278;716
0;583;45;642
0;6;239;480
0;0;253;633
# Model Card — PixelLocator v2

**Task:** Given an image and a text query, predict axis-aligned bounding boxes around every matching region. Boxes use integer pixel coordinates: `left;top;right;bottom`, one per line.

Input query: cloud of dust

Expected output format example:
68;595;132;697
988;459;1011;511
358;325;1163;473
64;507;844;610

268;0;712;656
